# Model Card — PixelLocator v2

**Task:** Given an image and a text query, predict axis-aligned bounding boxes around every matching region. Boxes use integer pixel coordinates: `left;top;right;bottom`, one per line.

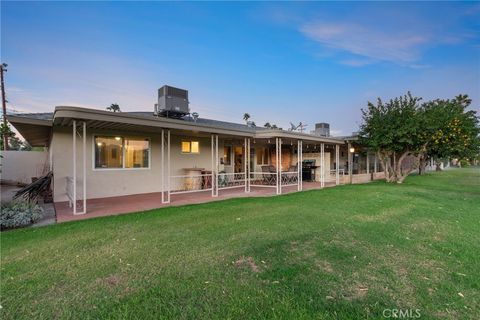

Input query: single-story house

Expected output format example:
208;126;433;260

7;86;385;220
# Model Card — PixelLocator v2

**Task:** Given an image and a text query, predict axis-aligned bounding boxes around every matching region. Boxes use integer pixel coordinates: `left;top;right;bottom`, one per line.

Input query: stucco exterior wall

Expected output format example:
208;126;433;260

0;150;49;184
51;127;227;202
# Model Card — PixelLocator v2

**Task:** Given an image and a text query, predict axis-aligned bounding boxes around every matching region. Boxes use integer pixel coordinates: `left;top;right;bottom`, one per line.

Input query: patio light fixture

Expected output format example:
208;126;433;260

349;147;355;153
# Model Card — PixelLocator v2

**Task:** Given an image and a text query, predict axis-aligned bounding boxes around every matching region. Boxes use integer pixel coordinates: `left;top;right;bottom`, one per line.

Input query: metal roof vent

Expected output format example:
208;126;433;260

155;85;190;119
311;122;330;137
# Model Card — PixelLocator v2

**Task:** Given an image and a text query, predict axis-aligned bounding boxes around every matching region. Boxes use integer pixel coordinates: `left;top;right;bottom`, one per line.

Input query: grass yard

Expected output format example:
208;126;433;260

1;168;479;319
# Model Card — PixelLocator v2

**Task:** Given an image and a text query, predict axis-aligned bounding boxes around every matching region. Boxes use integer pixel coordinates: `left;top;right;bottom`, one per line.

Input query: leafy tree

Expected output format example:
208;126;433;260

419;95;479;172
359;92;424;183
264;122;280;129
0;122;31;150
107;103;121;112
0;122;13;150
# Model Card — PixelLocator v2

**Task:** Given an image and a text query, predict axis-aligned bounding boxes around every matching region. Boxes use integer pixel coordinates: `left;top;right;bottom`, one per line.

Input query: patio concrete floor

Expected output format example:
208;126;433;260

55;181;337;223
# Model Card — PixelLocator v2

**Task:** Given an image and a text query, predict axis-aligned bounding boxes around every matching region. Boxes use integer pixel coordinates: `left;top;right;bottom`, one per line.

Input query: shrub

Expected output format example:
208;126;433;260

459;159;470;167
1;201;44;230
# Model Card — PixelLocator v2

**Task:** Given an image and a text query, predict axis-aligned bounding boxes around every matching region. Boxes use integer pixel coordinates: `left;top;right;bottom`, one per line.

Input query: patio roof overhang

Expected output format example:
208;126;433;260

254;129;345;145
10;106;349;146
7;115;53;147
53;106;257;138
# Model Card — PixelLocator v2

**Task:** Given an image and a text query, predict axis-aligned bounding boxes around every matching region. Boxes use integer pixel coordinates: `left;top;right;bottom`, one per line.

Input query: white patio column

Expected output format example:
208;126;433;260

299;140;303;191
244;138;248;193
374;154;378;173
161;129;171;204
166;130;171;203
72;120;77;214
335;144;340;185
247;138;251;192
211;134;218;197
275;138;282;194
82;121;86;214
161;129;165;203
320;143;325;188
279;138;283;194
348;142;353;184
297;140;301;191
215;134;219;197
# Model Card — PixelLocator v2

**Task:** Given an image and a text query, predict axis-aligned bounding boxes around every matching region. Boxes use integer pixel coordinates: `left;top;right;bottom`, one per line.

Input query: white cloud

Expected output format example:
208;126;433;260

300;22;429;64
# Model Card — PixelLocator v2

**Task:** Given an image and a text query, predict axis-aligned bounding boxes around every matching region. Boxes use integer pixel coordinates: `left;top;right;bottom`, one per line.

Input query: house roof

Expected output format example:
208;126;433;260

8;106;346;146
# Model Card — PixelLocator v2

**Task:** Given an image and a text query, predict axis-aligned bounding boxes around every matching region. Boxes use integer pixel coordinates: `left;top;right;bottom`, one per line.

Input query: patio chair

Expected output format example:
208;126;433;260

261;166;276;186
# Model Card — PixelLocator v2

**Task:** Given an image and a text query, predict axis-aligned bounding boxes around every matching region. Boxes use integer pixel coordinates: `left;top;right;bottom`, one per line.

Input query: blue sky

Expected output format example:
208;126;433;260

2;1;479;135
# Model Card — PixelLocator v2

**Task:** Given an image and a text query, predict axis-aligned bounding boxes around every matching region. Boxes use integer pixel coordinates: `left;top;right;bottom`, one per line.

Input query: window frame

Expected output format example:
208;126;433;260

92;134;151;171
181;140;200;154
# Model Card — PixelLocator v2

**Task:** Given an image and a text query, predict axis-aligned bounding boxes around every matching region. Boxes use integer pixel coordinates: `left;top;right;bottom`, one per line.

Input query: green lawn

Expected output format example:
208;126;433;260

1;168;479;319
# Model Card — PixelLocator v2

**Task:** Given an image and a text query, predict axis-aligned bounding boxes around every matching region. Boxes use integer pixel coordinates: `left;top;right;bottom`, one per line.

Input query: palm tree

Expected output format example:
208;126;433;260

243;113;250;124
107;103;121;112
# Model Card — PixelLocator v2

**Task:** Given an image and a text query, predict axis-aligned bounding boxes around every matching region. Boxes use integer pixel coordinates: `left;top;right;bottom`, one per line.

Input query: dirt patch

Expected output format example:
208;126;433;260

235;256;261;273
314;259;334;273
343;285;369;301
95;274;120;289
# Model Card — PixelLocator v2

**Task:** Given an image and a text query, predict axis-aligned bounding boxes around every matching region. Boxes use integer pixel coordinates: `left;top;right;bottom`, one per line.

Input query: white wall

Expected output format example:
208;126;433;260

0;151;49;184
51;127;230;202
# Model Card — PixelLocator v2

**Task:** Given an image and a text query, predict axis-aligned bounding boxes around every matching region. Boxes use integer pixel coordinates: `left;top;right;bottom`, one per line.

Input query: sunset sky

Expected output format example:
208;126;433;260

2;1;479;136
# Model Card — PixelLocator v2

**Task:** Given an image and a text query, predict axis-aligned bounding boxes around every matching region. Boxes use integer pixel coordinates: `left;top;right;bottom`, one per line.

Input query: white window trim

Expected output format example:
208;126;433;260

92;134;151;171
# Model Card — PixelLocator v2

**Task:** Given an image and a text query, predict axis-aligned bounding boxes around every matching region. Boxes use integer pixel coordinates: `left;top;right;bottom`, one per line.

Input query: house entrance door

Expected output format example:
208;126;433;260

234;146;243;173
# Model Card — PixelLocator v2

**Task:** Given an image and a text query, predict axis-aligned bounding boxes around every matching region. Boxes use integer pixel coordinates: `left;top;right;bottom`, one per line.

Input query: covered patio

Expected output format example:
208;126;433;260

9;107;384;222
55;181;336;223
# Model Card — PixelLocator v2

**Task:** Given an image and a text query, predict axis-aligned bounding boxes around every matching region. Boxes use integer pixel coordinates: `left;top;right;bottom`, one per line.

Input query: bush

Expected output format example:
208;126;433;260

459;159;470;167
1;201;44;230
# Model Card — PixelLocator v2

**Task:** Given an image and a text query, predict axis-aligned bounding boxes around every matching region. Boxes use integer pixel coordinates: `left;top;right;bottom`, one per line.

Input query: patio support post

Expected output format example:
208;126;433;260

244;138;247;193
72;120;76;214
300;140;303;191
297;140;301;191
82;121;86;214
320;143;325;188
335;144;340;185
247;138;251;192
166;130;171;203
161;129;167;204
374;154;378;173
279;138;283;194
215;134;219;197
348;142;353;184
275;137;280;195
211;134;216;197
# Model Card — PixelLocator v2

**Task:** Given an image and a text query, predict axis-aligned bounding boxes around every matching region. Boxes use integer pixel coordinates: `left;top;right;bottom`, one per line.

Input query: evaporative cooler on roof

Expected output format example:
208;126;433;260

155;85;190;118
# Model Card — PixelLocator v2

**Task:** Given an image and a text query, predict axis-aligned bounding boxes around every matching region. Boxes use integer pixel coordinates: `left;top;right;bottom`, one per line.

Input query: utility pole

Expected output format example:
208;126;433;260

1;63;8;150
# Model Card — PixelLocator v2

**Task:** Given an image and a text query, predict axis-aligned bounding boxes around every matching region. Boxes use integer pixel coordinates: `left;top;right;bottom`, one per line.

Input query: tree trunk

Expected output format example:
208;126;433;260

395;151;412;183
435;161;442;171
418;155;426;175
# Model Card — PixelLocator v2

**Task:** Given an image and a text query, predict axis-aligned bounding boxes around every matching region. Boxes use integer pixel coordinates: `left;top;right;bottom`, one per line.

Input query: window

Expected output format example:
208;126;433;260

94;136;150;169
95;136;123;169
223;146;232;165
125;138;150;168
256;147;270;165
181;140;200;154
